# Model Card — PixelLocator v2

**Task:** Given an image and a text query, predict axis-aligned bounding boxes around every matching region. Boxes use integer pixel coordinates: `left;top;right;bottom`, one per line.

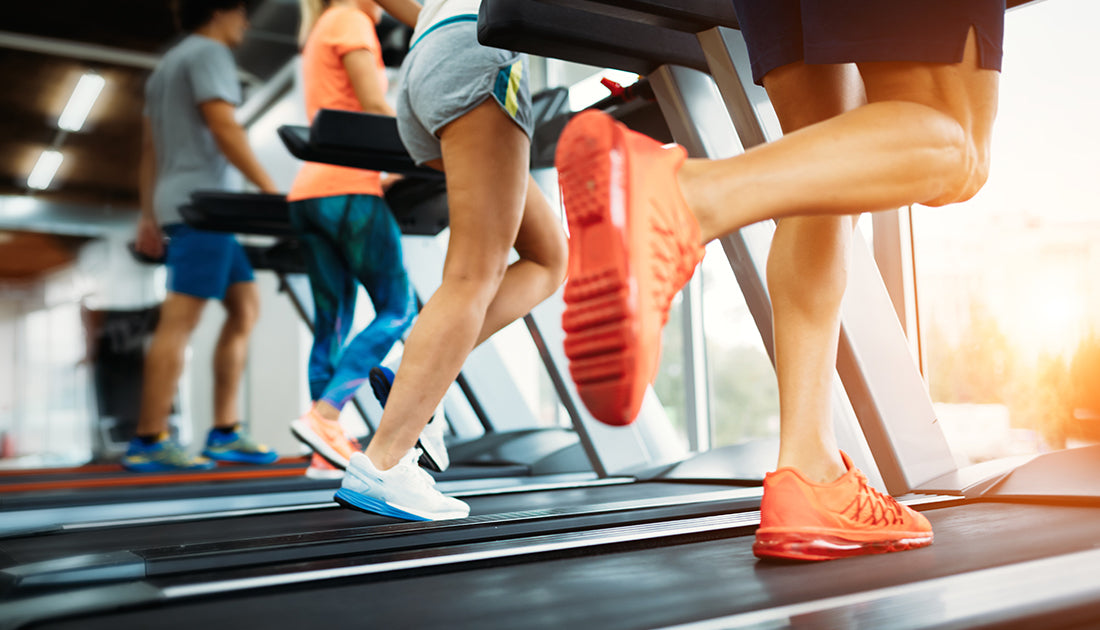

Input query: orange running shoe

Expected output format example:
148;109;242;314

753;452;933;561
556;109;705;425
290;410;360;470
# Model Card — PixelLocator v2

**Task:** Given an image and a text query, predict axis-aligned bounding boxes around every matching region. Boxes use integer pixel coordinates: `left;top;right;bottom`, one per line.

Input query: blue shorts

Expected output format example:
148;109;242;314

163;224;254;300
731;0;1006;86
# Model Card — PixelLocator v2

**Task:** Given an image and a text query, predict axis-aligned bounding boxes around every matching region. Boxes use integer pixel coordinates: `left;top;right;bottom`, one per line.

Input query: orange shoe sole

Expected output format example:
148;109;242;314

558;111;646;426
753;530;933;562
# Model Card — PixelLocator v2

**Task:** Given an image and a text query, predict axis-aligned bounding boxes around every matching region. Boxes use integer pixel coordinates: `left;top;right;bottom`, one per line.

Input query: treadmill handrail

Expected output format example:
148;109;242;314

477;0;709;74
278;124;440;177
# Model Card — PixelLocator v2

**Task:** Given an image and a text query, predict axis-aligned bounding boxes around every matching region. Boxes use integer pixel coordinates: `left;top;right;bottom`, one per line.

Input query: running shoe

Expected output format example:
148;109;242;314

305;453;345;480
203;426;278;465
555;109;705;426
335;450;469;521
290;409;361;470
753;452;934;561
121;435;216;472
369;366;450;472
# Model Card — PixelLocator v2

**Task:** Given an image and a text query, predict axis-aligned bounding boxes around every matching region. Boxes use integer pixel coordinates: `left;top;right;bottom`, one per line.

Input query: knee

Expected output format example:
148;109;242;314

377;290;417;336
534;227;568;293
442;258;509;309
924;121;992;207
546;228;569;288
224;298;259;334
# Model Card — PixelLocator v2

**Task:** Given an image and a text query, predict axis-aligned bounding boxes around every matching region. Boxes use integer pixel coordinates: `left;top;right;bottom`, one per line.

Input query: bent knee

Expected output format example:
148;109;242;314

925;126;993;207
542;229;569;289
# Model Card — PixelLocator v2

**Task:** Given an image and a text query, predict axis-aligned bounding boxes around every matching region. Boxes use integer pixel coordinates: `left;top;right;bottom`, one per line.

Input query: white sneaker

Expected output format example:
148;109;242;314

335;450;469;521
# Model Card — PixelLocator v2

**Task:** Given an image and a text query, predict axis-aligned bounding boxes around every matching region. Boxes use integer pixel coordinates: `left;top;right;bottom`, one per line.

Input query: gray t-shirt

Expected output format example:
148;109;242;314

145;35;242;225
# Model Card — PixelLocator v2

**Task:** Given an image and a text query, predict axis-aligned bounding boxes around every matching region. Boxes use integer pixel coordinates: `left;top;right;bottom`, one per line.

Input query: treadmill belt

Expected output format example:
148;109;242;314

0;481;733;567
39;502;1100;630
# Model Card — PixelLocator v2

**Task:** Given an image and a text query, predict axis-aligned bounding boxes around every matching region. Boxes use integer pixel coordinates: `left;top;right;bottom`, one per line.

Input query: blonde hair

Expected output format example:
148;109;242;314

298;0;329;47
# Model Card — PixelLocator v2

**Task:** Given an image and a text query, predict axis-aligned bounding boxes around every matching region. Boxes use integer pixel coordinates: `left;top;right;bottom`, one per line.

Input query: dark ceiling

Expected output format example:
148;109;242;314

0;0;299;210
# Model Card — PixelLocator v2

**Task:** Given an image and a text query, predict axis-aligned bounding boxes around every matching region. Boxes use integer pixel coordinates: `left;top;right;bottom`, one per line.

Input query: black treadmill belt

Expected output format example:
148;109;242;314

39;502;1100;630
0;482;728;567
0;475;334;511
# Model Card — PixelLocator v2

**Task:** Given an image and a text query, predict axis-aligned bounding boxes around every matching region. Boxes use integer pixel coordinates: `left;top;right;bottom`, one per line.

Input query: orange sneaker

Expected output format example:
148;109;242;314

305;453;345;480
556;109;705;426
290;410;360;469
753;452;933;561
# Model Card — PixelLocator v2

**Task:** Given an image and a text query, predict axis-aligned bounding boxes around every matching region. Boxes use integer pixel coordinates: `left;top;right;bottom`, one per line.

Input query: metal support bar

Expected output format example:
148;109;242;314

0;30;161;69
681;275;710;452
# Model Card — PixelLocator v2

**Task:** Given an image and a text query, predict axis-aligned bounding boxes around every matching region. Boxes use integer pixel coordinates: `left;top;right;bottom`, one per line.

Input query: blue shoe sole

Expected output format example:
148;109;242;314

121;460;217;473
202;450;279;465
334;487;428;522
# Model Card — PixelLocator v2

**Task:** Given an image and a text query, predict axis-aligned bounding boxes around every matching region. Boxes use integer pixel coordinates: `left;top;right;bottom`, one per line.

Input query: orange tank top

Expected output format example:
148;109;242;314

287;5;387;201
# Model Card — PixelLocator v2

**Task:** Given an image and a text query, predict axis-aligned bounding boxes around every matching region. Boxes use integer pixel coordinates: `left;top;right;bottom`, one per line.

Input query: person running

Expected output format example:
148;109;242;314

555;0;1005;560
126;0;280;472
286;0;426;480
332;0;568;520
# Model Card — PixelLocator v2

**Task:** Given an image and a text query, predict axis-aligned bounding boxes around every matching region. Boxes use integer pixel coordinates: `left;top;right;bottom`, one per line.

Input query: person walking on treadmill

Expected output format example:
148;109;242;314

555;0;1005;560
126;0;281;472
332;0;568;520
286;0;442;480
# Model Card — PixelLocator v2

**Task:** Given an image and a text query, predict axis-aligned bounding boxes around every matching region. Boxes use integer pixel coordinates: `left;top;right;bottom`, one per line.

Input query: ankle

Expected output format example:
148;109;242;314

363;446;399;472
313;401;341;422
777;448;846;485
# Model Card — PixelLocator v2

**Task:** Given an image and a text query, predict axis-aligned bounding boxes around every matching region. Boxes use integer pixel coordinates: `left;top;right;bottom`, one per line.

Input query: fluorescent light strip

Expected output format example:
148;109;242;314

27;150;63;190
57;73;105;132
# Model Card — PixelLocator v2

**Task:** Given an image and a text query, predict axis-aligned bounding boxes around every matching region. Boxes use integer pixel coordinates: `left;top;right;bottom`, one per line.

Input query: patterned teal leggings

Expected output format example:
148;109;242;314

289;194;415;410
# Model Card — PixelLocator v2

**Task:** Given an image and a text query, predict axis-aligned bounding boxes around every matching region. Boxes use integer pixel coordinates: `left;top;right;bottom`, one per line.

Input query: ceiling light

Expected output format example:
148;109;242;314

58;73;106;132
27;150;63;190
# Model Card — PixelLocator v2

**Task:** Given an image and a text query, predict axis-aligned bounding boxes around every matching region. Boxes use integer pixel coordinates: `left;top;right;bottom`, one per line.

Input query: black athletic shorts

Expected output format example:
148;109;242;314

730;0;1006;85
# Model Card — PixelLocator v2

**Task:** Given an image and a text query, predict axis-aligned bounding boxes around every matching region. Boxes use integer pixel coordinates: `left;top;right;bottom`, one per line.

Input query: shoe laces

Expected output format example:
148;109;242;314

395;448;437;488
845;470;906;526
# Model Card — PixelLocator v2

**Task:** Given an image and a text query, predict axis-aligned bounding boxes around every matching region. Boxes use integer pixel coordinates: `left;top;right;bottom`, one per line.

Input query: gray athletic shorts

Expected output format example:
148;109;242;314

396;18;533;166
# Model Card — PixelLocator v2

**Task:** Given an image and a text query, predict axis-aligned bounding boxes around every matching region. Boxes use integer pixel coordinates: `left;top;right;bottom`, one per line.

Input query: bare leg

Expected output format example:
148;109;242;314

474;175;567;346
136;292;207;435
212;281;259;429
759;63;866;483
365;100;564;470
678;28;998;243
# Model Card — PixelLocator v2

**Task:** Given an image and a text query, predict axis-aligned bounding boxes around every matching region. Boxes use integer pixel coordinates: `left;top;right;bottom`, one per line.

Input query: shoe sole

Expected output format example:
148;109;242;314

334;487;472;522
120;460;216;473
753;531;934;562
290;420;351;470
558;110;640;426
202;449;278;465
369;366;446;473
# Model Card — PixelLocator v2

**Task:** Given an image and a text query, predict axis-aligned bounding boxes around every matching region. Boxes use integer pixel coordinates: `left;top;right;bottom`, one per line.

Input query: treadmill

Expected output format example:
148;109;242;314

7;2;1100;628
0;57;777;601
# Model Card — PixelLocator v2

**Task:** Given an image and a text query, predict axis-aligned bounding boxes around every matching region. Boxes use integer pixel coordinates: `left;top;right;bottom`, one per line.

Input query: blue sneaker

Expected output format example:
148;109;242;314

369;366;449;472
203;426;279;465
121;436;216;472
